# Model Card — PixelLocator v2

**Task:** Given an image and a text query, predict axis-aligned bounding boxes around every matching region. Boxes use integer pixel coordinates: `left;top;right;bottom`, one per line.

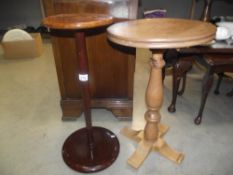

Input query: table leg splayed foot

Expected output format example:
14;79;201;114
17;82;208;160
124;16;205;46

121;51;184;169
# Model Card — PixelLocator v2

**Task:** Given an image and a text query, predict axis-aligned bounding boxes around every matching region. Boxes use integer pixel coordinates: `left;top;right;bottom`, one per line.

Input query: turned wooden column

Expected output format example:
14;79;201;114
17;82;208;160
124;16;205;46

144;50;165;142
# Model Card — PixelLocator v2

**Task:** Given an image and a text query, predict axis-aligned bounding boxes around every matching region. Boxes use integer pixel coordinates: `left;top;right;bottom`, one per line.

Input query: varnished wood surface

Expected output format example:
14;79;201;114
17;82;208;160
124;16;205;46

107;18;216;48
42;0;138;119
108;18;216;168
42;13;113;29
62;127;119;172
42;0;138;19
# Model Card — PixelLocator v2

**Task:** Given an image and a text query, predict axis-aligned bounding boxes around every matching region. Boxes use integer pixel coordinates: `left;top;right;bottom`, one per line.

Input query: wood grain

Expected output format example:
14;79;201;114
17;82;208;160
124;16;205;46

107;18;216;48
109;18;216;168
41;0;138;119
42;13;113;29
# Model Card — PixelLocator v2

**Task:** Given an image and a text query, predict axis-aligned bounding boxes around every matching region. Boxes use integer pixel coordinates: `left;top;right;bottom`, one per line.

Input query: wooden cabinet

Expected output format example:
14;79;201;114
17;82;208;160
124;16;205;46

42;0;138;120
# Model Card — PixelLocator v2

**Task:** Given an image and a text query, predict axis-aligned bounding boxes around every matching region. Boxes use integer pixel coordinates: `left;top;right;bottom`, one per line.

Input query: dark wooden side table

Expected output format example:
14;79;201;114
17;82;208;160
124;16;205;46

43;13;119;173
107;18;216;169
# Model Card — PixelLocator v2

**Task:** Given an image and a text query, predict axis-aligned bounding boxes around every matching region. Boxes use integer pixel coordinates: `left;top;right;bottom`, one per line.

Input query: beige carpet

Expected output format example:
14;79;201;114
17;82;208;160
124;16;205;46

0;40;233;175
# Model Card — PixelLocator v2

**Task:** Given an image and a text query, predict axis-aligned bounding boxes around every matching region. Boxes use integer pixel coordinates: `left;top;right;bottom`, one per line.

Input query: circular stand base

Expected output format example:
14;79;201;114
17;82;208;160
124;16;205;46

62;126;120;173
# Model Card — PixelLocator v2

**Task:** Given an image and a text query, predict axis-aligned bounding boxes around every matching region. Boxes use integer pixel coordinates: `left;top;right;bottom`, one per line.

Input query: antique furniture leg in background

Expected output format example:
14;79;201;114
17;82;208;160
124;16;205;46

214;73;224;95
194;67;214;124
214;73;233;97
168;56;194;113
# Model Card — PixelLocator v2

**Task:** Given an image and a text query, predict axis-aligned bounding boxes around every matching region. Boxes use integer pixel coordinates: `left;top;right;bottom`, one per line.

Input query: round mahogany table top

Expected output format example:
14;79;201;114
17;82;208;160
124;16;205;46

42;13;113;30
107;18;216;49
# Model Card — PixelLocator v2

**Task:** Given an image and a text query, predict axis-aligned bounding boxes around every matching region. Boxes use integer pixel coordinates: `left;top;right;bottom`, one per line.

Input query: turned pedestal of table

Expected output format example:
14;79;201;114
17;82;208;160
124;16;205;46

107;18;216;168
43;13;119;173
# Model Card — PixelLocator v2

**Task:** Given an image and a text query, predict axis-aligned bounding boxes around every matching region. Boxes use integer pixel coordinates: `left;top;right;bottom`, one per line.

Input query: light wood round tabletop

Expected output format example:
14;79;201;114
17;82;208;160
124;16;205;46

42;13;113;30
107;18;216;49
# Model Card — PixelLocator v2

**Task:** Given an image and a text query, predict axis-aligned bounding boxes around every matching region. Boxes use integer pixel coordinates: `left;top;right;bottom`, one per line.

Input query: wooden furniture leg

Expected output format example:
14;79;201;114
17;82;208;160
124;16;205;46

178;74;187;95
214;72;224;95
168;57;193;113
168;61;182;113
214;73;233;97
194;68;214;125
121;50;184;168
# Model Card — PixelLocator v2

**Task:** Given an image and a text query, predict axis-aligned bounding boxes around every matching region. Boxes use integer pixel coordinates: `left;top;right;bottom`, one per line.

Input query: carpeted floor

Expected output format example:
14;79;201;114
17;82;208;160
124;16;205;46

0;40;233;175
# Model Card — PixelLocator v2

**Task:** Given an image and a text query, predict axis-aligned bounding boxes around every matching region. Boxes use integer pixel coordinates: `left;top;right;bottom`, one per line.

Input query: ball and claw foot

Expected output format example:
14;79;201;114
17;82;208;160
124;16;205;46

194;115;202;125
168;104;176;113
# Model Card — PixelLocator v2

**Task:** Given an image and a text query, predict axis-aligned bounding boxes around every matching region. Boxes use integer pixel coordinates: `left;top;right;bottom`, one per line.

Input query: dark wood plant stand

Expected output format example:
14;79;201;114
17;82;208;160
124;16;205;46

43;13;119;173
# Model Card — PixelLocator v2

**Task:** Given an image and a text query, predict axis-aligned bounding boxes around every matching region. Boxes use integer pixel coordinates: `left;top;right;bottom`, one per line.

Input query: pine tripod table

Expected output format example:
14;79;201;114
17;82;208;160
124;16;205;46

43;13;119;173
107;18;216;168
